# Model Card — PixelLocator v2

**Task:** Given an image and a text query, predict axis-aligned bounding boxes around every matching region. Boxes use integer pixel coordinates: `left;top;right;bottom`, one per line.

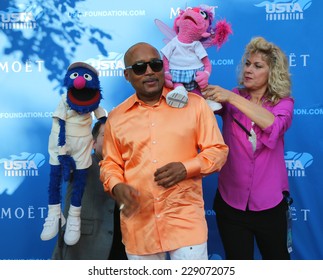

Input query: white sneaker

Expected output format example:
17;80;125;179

166;86;188;108
64;205;81;246
40;204;66;241
206;99;222;111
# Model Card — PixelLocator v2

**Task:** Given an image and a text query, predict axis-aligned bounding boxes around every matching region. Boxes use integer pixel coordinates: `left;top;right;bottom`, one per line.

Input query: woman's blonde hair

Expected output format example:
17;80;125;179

237;37;292;104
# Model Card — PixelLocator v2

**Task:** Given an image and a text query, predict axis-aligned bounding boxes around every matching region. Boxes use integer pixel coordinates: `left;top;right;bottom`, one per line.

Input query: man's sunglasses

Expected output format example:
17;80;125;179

125;59;163;75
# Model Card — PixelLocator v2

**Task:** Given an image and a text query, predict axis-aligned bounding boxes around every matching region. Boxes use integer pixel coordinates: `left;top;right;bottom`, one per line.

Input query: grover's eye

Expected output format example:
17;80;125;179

83;73;93;81
200;10;208;19
70;72;79;79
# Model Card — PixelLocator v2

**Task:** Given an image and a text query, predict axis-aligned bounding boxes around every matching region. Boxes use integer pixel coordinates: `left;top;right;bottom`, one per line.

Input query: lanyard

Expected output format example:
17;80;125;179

232;116;252;137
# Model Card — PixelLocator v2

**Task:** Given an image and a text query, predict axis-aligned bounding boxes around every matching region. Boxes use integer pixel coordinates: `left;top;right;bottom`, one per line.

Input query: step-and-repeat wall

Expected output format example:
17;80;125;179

0;0;322;260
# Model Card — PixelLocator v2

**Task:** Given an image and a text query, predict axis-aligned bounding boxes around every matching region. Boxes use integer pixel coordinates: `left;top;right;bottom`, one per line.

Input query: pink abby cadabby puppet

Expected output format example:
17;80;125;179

40;62;106;246
155;4;232;110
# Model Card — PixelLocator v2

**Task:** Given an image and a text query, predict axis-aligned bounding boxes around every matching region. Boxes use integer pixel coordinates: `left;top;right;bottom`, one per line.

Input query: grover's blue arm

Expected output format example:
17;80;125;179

57;118;75;181
98;116;107;123
58;119;66;146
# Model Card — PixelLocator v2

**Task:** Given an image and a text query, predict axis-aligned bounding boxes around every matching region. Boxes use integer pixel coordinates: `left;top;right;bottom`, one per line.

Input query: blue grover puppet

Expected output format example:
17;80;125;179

40;62;107;246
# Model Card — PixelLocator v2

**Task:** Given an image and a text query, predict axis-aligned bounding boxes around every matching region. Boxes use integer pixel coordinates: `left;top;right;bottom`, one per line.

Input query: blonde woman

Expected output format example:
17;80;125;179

203;37;294;259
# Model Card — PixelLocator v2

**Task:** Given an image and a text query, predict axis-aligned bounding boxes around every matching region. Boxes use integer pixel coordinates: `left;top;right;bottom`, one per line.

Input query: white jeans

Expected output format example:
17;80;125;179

126;242;208;260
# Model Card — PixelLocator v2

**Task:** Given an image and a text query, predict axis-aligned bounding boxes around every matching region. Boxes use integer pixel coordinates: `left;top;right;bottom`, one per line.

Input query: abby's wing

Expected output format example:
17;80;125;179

154;19;176;45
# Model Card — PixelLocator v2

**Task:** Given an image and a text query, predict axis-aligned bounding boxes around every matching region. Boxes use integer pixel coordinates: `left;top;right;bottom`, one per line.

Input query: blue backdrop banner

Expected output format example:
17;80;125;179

0;0;322;260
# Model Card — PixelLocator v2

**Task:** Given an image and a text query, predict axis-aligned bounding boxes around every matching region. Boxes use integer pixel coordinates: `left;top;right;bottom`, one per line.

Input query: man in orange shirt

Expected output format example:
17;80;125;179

100;42;228;260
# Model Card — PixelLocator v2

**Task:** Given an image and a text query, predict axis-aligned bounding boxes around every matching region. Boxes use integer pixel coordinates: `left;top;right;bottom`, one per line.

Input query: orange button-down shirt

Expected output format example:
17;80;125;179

100;87;228;255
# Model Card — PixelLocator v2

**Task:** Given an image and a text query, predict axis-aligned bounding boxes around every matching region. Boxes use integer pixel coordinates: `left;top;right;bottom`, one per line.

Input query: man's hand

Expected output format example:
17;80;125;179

154;162;187;188
112;183;140;217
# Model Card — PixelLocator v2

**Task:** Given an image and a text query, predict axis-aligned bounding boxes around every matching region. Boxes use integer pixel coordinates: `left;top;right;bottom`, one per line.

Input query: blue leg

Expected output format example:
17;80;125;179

70;169;88;207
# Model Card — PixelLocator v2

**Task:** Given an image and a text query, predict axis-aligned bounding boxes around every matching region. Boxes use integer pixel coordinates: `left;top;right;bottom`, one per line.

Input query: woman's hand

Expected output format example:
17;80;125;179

202;85;232;104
